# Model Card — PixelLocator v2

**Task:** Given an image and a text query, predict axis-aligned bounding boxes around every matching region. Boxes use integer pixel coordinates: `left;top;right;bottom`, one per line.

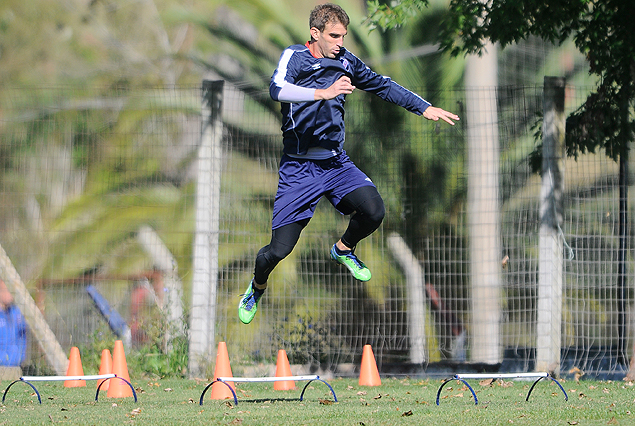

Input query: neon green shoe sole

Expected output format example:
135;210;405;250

330;245;372;282
238;280;260;324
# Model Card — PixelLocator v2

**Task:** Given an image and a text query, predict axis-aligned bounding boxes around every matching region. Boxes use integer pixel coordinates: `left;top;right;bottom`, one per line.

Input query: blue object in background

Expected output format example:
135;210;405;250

86;285;130;339
0;305;28;366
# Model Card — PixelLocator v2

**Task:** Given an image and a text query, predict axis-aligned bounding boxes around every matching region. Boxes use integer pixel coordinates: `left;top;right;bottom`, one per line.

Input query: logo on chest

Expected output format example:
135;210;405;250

340;58;351;72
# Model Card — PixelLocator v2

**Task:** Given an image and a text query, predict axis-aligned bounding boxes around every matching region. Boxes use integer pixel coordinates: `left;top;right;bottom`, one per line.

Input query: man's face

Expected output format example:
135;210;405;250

310;21;347;59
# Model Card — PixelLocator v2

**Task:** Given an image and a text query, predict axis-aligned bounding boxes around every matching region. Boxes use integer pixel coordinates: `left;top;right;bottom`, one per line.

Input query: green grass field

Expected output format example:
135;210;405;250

2;377;634;425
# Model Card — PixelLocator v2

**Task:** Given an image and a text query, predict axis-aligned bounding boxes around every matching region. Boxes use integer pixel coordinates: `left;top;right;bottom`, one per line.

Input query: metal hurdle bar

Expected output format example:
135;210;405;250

2;374;137;404
436;372;568;405
199;375;337;405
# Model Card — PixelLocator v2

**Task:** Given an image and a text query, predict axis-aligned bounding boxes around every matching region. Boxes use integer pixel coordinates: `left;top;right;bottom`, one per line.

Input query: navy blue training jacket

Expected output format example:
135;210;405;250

270;43;431;156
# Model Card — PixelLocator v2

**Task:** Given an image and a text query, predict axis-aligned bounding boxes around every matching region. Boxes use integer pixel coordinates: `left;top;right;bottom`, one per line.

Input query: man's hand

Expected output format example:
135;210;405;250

315;76;355;100
423;106;460;126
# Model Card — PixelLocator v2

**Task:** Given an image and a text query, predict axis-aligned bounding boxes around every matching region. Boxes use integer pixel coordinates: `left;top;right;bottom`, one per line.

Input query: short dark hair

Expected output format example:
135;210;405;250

309;3;350;31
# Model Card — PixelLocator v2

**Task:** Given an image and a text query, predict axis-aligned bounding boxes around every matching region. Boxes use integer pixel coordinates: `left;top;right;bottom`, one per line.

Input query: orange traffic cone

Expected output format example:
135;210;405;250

210;342;235;400
107;340;133;398
64;347;86;387
274;349;295;390
97;349;113;391
359;344;381;386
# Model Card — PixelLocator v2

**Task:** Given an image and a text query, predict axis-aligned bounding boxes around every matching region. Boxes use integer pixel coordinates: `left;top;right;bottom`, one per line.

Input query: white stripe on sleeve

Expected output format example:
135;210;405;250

272;48;316;102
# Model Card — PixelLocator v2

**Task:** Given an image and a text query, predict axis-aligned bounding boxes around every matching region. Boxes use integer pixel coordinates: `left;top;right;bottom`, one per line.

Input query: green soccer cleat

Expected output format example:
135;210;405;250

330;244;372;282
238;280;262;324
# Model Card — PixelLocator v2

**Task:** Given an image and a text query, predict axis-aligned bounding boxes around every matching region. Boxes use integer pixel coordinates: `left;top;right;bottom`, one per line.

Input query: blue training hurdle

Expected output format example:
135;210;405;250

436;372;568;405
199;375;337;405
2;374;137;404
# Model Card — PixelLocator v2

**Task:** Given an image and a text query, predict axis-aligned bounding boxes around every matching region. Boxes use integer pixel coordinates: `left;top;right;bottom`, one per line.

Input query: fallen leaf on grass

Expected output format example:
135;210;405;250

130;408;141;416
607;418;618;425
229;418;243;424
319;399;334;405
373;394;382;400
357;391;367;396
401;410;413;417
480;379;494;386
567;421;579;425
569;367;584;382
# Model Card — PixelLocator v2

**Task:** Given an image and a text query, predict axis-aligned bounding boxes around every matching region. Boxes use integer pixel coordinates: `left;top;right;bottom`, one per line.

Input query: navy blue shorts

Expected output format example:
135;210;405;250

271;152;376;230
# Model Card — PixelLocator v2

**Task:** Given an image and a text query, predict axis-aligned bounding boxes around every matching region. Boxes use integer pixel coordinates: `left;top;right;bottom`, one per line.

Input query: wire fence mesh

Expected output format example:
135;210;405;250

0;82;631;379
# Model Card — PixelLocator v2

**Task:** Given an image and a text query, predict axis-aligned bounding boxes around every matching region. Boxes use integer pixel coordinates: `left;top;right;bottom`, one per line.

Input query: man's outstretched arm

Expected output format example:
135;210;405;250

423;106;460;126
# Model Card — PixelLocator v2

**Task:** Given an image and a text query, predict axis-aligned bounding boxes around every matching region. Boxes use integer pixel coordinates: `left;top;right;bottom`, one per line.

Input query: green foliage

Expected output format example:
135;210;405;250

368;0;634;166
566;85;631;163
528;112;543;173
365;0;428;31
79;317;189;379
439;0;634;165
272;315;350;369
440;0;588;57
129;335;189;379
128;311;189;378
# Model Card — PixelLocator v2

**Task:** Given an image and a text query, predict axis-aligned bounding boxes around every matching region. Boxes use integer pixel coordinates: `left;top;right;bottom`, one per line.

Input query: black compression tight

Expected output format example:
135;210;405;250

338;185;385;249
253;219;308;285
254;186;385;285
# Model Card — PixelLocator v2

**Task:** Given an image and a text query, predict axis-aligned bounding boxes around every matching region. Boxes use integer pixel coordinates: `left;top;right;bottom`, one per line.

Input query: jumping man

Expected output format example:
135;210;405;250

239;3;459;324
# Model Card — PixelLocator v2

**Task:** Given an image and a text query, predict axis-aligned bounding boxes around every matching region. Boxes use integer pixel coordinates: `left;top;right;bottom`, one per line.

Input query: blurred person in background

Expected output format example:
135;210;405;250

0;279;28;366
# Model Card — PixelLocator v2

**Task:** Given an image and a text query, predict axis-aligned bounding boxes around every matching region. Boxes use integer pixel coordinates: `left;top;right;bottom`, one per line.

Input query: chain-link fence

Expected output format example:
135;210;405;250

0;81;631;379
